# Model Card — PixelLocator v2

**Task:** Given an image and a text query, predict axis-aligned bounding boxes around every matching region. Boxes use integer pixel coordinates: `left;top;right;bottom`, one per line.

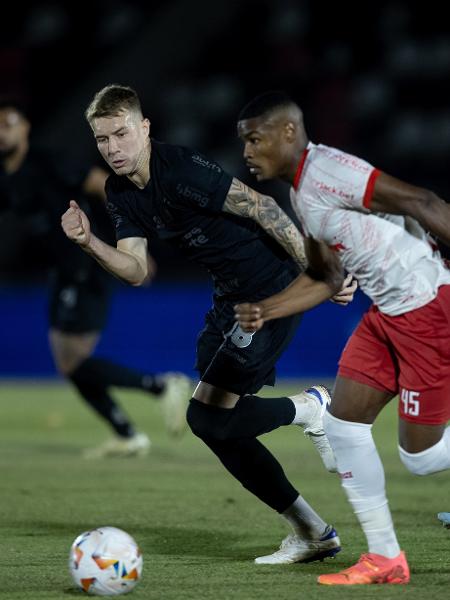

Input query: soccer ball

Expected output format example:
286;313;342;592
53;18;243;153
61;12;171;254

69;526;143;596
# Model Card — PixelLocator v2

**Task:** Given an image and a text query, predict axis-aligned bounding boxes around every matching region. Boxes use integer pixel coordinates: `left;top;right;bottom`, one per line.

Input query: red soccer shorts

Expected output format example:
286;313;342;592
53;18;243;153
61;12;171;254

338;285;450;425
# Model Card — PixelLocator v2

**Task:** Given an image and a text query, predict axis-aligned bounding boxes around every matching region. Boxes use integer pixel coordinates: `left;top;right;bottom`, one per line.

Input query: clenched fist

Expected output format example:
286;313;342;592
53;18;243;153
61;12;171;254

61;200;91;247
234;302;265;333
330;273;358;306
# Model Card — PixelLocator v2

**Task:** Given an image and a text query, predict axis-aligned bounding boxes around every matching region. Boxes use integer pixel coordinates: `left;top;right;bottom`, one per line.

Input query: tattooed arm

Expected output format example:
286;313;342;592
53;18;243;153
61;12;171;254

222;177;307;269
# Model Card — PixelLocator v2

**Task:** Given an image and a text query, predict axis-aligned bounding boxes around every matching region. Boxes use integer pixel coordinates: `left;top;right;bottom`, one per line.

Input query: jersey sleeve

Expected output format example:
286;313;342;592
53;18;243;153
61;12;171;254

167;148;233;213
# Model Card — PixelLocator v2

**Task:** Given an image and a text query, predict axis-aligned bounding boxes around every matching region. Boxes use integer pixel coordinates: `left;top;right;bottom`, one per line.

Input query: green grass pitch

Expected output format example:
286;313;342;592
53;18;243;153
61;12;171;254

0;380;448;599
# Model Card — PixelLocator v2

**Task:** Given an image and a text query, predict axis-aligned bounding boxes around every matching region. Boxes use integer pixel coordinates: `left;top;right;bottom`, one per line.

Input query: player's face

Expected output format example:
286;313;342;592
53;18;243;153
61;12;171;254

92;109;149;175
237;116;287;181
0;108;29;155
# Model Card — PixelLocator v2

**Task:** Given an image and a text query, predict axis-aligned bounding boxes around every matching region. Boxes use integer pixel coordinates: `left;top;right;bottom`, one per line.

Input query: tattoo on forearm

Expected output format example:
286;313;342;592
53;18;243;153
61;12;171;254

224;179;307;268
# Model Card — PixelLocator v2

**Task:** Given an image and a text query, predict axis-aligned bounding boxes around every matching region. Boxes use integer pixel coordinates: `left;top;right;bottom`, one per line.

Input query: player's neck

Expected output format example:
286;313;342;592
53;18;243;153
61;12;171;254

281;140;309;186
127;139;151;189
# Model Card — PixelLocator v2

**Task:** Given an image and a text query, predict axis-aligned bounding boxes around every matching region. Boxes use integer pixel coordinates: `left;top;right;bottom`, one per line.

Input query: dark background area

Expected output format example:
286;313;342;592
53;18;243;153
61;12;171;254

2;0;449;282
1;1;449;377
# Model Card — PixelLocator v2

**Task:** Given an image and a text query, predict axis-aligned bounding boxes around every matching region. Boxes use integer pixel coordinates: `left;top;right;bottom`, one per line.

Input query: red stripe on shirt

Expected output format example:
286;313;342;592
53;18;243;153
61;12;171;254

293;148;309;190
363;168;381;209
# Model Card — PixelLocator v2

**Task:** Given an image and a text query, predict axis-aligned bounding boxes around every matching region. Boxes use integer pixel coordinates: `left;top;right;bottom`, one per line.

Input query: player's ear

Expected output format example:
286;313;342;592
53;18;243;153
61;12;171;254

284;121;296;143
143;118;150;136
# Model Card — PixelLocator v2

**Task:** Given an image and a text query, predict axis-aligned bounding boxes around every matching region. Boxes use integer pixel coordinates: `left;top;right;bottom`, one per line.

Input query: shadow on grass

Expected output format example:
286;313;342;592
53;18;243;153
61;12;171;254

12;519;269;561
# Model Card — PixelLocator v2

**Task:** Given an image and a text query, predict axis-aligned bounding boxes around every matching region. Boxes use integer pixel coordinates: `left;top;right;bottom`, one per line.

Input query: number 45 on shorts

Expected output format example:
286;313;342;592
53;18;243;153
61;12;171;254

401;389;420;416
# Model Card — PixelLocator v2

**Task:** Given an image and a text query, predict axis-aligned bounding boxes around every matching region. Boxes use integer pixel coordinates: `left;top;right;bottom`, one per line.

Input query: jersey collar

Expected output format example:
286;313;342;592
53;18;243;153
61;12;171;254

293;144;311;190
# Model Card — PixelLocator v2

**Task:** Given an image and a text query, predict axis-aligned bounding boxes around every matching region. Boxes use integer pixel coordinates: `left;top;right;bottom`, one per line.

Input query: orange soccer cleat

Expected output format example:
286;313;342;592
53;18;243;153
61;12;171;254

318;551;410;585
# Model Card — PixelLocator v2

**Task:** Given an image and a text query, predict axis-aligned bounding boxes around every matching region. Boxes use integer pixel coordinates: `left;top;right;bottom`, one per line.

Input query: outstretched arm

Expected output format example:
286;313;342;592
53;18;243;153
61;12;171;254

235;237;344;332
223;177;307;270
61;200;148;286
370;173;450;246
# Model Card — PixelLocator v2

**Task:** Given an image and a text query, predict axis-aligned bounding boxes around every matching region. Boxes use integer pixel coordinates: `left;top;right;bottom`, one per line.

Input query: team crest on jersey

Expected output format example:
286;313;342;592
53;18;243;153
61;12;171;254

226;322;255;348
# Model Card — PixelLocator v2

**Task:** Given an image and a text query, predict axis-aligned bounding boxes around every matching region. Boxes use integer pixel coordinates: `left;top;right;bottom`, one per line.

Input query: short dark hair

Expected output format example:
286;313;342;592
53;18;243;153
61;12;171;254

238;91;294;121
85;84;143;123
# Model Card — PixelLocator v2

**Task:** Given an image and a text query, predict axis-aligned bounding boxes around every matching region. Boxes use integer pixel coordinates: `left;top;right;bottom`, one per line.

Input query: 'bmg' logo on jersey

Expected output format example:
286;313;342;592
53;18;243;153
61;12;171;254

176;183;209;208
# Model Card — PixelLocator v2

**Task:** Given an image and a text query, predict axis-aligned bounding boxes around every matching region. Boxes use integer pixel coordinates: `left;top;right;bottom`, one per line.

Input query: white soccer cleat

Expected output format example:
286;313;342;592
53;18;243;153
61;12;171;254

255;527;341;565
291;385;337;472
82;432;151;459
160;373;192;437
438;512;450;529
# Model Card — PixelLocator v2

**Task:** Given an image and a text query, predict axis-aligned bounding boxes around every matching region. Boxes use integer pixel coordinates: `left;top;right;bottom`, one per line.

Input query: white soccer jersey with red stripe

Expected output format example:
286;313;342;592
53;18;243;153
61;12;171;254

290;142;450;316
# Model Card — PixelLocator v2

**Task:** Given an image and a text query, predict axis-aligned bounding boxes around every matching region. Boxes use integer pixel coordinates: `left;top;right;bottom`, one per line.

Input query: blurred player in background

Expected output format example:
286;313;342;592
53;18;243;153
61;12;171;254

0;99;190;458
235;91;450;584
60;84;362;565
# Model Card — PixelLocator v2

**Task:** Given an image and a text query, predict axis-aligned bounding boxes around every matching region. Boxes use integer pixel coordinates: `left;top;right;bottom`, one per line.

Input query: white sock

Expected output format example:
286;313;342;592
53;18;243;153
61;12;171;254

282;495;328;539
324;412;400;558
289;393;318;426
399;426;450;475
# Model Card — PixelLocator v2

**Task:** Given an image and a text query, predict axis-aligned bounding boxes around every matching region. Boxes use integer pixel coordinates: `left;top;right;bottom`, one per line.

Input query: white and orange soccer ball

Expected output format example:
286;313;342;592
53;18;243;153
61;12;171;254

69;526;143;596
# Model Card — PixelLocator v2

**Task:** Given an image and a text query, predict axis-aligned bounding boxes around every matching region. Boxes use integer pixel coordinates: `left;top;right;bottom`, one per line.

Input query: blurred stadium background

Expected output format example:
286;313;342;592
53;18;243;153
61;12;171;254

1;0;449;376
1;3;449;598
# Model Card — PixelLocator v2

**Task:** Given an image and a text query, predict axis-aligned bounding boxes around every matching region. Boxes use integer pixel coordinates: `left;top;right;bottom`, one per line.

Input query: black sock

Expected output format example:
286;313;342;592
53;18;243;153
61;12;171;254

187;394;295;441
202;436;298;512
186;395;298;512
70;365;135;438
75;357;164;394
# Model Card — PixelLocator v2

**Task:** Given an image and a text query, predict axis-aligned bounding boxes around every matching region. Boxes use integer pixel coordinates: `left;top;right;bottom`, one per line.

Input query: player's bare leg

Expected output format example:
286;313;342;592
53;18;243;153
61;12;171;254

398;418;450;476
49;329;99;375
398;420;446;453
49;329;150;457
193;381;239;407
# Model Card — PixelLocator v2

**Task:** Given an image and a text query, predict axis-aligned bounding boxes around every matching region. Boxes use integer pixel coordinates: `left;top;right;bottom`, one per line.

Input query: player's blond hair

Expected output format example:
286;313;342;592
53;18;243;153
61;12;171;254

85;84;143;124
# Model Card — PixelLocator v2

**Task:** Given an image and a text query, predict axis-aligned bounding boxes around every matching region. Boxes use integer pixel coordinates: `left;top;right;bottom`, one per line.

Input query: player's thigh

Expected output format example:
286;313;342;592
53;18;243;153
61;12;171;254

335;310;397;422
49;329;100;374
395;287;450;429
193;381;240;407
331;375;394;424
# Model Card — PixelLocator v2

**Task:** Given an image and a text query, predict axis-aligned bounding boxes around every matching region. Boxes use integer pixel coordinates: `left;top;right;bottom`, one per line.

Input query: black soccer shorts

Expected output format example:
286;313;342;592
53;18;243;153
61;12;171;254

195;269;302;396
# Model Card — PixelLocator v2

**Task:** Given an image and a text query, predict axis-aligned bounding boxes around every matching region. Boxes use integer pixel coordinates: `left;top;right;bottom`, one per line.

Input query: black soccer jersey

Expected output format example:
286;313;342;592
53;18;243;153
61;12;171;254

105;140;296;300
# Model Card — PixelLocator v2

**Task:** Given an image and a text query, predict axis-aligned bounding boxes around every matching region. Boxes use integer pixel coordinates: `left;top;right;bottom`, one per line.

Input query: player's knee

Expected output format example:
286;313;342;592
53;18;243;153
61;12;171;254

53;353;86;377
186;399;229;441
324;411;358;447
399;447;432;475
398;441;448;476
186;399;208;438
323;411;345;442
